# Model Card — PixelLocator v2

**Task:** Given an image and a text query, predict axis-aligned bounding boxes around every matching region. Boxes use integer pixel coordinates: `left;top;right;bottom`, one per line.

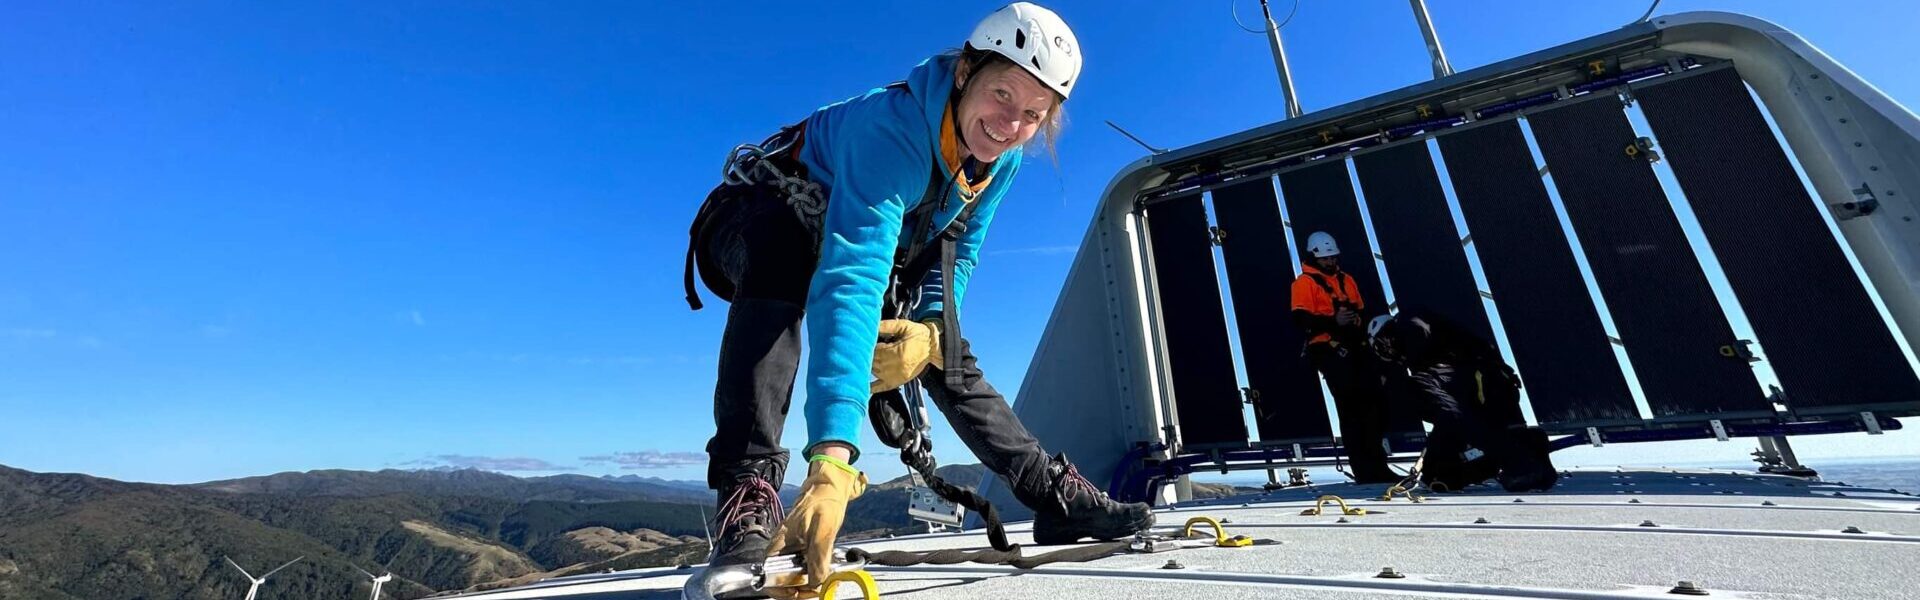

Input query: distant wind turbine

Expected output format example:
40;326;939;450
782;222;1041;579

224;556;303;600
352;564;394;600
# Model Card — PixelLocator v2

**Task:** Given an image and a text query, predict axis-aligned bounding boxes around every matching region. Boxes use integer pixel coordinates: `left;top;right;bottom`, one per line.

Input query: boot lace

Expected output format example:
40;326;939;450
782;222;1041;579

1056;461;1107;505
717;475;784;539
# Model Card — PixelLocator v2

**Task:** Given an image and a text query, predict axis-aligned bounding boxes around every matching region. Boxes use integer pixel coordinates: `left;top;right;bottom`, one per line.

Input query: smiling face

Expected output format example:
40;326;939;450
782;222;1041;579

952;59;1059;163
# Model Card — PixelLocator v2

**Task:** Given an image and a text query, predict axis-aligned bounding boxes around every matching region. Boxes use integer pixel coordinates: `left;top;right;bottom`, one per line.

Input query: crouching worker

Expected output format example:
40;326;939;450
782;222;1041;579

1367;309;1559;492
683;4;1151;595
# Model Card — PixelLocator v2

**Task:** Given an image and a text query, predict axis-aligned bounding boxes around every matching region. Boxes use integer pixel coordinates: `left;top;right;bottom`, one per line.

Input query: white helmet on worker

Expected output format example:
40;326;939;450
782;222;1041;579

1306;231;1340;258
967;2;1083;99
1367;314;1393;340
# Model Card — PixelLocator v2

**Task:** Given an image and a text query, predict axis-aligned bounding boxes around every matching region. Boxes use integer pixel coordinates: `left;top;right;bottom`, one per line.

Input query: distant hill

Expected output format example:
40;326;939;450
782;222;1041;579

193;468;711;505
0;463;905;600
848;464;993;535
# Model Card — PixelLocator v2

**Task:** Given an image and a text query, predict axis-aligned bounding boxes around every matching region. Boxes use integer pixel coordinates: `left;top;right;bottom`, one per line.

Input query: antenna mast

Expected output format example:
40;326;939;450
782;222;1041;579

1255;0;1304;118
1408;0;1455;78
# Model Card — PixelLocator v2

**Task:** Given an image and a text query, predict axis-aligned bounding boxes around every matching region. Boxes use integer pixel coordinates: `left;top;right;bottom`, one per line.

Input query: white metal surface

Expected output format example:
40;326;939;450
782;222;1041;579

448;470;1920;600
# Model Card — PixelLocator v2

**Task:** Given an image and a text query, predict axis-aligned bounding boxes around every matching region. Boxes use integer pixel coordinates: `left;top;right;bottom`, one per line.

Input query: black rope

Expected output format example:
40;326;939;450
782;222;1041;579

849;541;1130;570
901;441;1017;552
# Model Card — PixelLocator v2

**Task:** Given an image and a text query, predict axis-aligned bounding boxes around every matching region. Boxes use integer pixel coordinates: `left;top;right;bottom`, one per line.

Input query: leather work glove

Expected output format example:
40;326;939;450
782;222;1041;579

1335;307;1360;328
869;319;942;393
767;456;868;599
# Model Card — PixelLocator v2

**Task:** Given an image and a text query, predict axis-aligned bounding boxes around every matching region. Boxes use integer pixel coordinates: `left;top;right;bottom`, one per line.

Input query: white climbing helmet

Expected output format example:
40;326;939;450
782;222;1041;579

1306;231;1341;258
966;2;1083;100
1367;314;1393;340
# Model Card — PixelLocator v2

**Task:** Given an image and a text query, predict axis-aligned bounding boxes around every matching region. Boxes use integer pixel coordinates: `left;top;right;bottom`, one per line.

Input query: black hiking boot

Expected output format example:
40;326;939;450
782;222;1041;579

1025;453;1154;545
1497;428;1559;492
707;458;786;570
1423;453;1500;491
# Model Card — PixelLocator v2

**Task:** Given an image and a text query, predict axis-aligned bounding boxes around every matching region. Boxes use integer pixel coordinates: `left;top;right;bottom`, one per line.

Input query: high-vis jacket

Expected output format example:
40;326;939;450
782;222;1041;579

1291;263;1364;346
794;53;1021;456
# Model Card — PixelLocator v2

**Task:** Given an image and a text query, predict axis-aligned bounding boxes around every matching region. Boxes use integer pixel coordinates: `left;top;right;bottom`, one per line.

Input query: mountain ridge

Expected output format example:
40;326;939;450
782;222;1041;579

0;462;920;600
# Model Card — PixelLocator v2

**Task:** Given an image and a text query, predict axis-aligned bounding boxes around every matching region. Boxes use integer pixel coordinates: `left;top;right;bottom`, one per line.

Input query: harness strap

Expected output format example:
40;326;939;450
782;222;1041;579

1305;271;1360;312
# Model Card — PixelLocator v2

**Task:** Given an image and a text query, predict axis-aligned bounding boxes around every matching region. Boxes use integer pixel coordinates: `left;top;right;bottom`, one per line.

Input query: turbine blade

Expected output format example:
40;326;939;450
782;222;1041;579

224;556;255;580
260;556;303;579
352;564;375;580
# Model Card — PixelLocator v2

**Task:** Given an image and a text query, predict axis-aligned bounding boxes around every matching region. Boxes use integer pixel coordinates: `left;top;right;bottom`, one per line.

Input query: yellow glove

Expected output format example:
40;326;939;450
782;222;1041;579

869;319;942;393
767;456;868;599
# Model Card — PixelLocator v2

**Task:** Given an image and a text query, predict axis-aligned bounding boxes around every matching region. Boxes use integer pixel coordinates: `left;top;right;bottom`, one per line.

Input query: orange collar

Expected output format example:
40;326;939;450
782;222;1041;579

939;101;995;200
1302;263;1342;278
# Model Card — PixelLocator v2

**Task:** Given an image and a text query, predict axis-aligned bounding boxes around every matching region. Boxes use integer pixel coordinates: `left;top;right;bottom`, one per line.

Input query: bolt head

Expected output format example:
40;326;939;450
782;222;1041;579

1669;580;1709;596
1474;517;1491;524
1641;520;1659;527
1376;567;1406;579
1162;559;1184;570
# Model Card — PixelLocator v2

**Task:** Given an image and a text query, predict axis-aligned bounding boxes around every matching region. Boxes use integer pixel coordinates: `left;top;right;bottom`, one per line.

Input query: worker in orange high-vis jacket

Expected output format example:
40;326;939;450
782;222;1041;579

1291;231;1399;483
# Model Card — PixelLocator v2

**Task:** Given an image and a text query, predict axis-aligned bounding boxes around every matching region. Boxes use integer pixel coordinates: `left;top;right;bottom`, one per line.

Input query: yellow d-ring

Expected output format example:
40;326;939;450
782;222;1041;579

1381;482;1425;503
819;569;878;600
1181;516;1253;547
1183;516;1227;544
1300;494;1367;516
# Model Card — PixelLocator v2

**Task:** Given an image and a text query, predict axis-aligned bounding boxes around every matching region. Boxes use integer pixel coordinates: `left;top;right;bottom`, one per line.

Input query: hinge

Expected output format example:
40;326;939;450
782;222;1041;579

1625;137;1660;163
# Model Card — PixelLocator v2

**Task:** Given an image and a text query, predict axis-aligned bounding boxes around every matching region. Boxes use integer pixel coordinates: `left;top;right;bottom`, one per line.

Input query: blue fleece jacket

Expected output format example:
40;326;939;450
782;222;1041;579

794;54;1021;459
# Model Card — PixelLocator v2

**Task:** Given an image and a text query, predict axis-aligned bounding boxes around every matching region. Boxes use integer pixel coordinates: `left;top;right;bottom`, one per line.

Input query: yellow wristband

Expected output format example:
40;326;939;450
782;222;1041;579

809;454;860;475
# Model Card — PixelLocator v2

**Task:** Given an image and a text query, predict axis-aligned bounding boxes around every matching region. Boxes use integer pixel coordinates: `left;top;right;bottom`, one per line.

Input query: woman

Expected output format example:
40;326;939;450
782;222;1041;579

684;3;1152;592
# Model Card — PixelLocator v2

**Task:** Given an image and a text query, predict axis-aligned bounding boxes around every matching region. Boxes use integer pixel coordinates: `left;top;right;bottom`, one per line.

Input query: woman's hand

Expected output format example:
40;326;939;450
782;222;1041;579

869;319;942;392
768;455;868;598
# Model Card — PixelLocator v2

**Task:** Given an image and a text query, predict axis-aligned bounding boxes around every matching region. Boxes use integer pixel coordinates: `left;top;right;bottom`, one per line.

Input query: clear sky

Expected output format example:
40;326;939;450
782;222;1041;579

5;1;1919;487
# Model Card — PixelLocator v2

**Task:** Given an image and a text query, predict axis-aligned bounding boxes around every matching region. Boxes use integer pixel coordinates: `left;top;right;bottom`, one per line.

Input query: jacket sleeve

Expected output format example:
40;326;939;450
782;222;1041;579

911;156;1017;322
1290;276;1323;315
801;113;931;459
1291;276;1338;335
1292;309;1339;336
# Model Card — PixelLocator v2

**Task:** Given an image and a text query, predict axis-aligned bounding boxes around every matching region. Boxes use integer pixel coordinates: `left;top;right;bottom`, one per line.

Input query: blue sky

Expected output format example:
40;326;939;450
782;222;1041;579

4;1;1919;487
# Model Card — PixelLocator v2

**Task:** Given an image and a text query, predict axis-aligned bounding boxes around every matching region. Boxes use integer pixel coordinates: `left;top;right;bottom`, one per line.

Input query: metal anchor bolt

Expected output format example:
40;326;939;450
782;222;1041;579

1162;559;1185;570
1376;567;1406;579
1842;526;1866;534
1474;517;1491;524
1668;580;1709;596
1640;520;1659;527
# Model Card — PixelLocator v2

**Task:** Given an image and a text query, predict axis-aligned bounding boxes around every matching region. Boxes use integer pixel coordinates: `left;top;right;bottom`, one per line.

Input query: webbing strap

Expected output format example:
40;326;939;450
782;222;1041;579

849;541;1130;570
1305;271;1360;312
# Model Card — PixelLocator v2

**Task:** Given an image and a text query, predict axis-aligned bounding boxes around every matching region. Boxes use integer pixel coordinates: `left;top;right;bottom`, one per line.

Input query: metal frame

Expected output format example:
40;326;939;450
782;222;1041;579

996;12;1920;508
1109;415;1905;503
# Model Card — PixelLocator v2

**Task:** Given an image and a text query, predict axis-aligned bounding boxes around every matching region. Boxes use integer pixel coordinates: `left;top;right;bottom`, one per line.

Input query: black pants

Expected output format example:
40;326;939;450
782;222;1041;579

1306;342;1392;476
1395;362;1531;483
699;195;1052;496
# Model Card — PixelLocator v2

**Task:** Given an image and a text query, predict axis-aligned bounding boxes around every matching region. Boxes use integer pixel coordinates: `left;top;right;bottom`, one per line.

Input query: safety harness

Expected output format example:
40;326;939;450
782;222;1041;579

685;97;1013;551
1300;269;1364;351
